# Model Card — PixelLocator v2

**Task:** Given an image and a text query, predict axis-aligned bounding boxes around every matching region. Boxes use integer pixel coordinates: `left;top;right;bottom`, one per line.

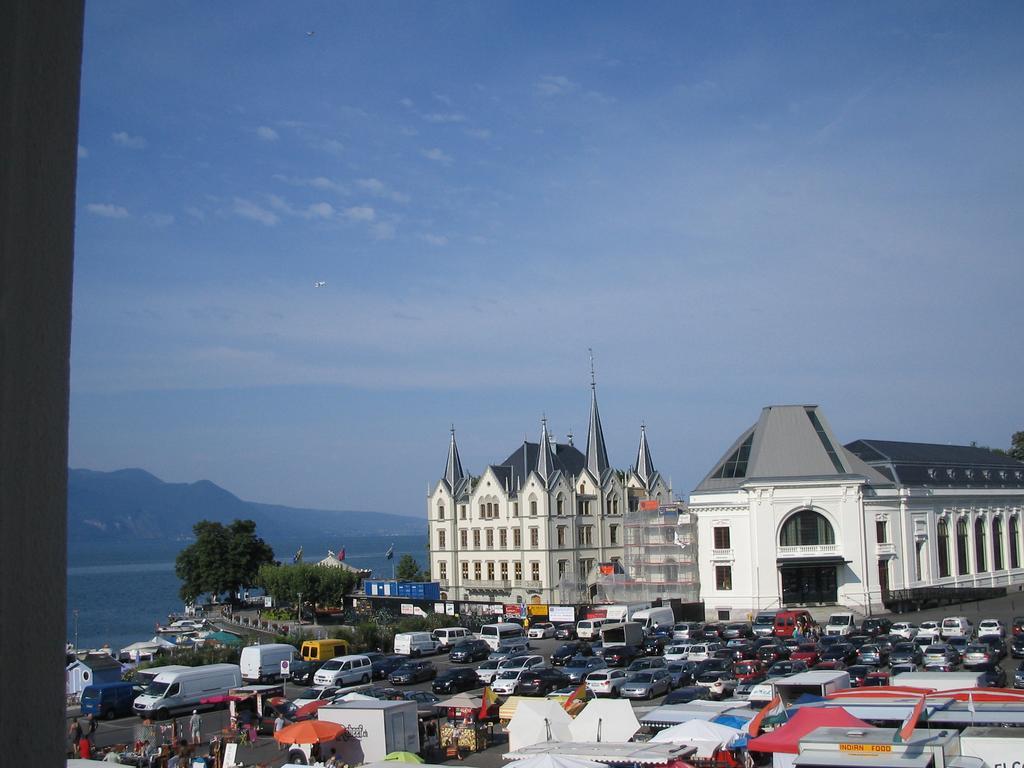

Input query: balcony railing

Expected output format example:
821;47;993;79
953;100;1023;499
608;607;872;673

777;544;839;558
711;548;733;560
523;580;544;589
876;543;896;556
465;579;511;589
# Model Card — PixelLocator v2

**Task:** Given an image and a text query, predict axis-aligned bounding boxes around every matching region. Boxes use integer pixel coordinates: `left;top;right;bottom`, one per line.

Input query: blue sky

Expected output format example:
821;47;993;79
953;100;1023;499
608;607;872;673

71;2;1024;517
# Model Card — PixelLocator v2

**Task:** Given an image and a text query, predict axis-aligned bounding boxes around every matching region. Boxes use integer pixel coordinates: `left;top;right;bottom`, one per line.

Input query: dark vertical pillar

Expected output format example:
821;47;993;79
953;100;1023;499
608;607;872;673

0;1;85;764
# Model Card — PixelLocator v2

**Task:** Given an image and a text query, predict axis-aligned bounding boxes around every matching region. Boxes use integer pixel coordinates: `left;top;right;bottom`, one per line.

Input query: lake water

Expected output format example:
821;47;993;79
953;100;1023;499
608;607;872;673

67;533;427;652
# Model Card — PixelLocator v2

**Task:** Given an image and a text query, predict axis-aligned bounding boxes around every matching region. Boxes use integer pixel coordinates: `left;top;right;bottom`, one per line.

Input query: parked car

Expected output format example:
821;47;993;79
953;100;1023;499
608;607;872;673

666;661;694;689
585;669;629;698
890;642;923;667
726;641;757;661
371;655;406;680
861;618;892;637
978;619;1006;638
940;617;974;640
474;659;503;685
621;669;673;700
1014;661;1024;689
734;660;767;683
528;622;557;639
923;644;959;667
917;621;942;641
890;622;920;640
687;643;723;662
889;663;917;676
432;668;480;694
696;669;737;700
389;660;437;685
627;657;667;674
856;644;888;667
1010;635;1024;659
603;645;642;667
821;643;857;665
488;643;529;661
672;622;705;640
812;660;848;671
518;668;570;697
977;663;1008;688
552;642;593;666
961;644;997;669
847;665;872;687
664;686;711;705
554;623;577;640
1013;618;1024;637
757;643;791;664
491;669;531;696
642;636;670;657
663;644;692;662
564;656;607;684
287;659;322;686
790;644;821;666
723;623;753;640
766;660;808;679
292;686;342;709
979;635;1007;660
449;640;491;664
498;654;545;673
864;670;891;687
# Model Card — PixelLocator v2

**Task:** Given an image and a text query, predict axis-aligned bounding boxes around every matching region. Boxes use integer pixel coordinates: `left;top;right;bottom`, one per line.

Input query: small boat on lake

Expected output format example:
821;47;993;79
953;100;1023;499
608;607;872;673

156;618;211;634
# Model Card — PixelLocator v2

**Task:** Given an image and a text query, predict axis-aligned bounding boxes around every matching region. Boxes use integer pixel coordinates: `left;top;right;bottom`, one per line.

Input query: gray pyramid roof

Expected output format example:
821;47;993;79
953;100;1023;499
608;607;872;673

694;405;892;492
536;419;555;483
585;385;610;479
442;427;464;489
634;424;656;488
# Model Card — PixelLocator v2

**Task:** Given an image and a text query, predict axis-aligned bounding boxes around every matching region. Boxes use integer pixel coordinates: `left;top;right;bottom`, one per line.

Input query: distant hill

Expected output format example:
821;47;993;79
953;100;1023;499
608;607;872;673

68;468;424;542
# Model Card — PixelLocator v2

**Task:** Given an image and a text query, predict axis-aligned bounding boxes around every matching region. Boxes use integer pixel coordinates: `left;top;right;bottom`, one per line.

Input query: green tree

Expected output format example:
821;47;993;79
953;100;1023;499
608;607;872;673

256;562;359;616
175;519;274;602
394;554;425;581
1011;431;1024;462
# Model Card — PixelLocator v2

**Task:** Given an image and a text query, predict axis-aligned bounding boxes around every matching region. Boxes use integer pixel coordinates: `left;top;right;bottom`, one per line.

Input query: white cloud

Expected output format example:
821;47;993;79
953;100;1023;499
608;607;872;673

371;221;396;240
86;203;129;219
400;127;419;137
536;74;578;96
78;145;89;159
433;93;452;106
320;139;345;156
307;202;335;220
356;178;409;203
421;112;466;124
232;197;279;226
420;233;448;246
465;128;491;140
184;206;206;221
343;206;376;222
421;147;453;164
144;212;175;227
399;97;414;109
112;131;148;149
272;174;348;194
255;126;279;141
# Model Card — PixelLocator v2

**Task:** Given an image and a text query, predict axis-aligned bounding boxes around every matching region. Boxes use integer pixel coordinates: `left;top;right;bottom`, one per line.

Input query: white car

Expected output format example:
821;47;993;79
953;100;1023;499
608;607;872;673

978;619;1005;638
585;669;628;698
291;686;341;709
528;622;556;639
663;643;692;662
497;654;545;672
890;622;919;640
490;669;529;696
684;643;721;662
475;659;503;685
918;621;942;641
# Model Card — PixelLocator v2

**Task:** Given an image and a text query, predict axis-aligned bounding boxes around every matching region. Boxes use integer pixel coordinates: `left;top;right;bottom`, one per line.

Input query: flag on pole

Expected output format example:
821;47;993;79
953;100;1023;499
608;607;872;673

968;692;976;724
896;695;926;743
386;544;395;560
339;547;346;561
293;545;303;563
479;686;497;719
747;695;785;736
563;680;588;712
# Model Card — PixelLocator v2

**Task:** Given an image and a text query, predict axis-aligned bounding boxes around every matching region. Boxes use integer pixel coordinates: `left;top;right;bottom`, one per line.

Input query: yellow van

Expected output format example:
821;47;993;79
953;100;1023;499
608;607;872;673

300;638;349;662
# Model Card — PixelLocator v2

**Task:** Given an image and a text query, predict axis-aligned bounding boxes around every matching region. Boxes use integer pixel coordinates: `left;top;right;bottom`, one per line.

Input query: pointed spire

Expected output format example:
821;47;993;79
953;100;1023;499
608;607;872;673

635;423;656;487
536;416;555;482
443;425;464;488
585;349;610;479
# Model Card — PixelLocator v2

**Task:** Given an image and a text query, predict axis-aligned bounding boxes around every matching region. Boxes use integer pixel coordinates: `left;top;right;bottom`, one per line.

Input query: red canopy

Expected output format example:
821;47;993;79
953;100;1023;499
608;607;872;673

748;707;874;754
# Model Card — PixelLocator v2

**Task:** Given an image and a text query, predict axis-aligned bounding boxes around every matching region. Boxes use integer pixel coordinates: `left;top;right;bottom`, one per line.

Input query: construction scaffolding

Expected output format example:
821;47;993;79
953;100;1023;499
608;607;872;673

594;501;700;604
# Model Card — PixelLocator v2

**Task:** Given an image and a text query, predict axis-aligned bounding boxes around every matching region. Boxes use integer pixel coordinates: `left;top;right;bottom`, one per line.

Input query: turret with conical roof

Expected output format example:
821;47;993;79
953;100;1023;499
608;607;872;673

443;426;464;489
634;423;656;487
536;417;555;483
585;351;610;479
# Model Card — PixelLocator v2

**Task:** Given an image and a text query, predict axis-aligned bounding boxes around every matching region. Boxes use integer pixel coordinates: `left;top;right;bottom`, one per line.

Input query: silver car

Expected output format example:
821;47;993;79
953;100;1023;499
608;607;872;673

621;669;672;700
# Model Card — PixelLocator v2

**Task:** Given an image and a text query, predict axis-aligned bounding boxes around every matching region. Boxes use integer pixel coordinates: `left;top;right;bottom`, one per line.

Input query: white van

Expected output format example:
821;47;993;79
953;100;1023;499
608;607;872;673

394;632;440;657
576;619;606;640
133;664;242;720
479;622;527;651
239;643;298;683
825;613;856;636
432;627;471;650
941;616;974;639
313;654;373;687
630;606;675;632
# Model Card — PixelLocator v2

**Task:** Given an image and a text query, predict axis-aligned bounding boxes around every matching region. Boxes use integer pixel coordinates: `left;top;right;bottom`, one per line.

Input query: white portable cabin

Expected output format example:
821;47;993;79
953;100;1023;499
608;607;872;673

317;699;419;764
66;655;124;698
797;726;960;768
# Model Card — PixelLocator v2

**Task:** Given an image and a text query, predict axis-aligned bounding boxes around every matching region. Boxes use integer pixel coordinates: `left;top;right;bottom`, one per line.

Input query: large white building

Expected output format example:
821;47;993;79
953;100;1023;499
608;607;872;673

427;384;672;604
689;405;1024;620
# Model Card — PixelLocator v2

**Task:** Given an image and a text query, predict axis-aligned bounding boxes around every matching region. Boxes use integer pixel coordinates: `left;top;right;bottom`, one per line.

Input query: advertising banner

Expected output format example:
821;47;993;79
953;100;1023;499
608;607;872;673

526;604;549;617
400;603;415;615
548;605;575;622
504;603;526;618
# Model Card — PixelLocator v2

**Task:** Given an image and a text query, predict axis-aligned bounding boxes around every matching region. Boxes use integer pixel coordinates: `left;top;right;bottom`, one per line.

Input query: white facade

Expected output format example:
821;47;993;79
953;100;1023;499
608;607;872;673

689;405;1024;620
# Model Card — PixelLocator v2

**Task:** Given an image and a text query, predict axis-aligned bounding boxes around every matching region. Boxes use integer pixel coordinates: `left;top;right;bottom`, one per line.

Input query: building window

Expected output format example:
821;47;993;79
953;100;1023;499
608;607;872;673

915;542;923;581
487;561;495;580
461;561;469;580
485;529;493;549
479;503;485;519
499;529;507;549
713;526;731;549
558;560;568;578
937;519;950;578
557;526;566;547
438;504;445;521
472;529;480;549
530;500;538;516
1011;516;1021;569
975;518;987;572
582;525;593;546
531;561;540;581
715;565;733;590
460;505;466;520
514;562;522;581
438;561;447;580
513;529;522;548
993;517;1005;571
875;520;888;544
779;510;835;547
956;518;970;575
500;561;508;581
473;561;482;580
513;502;519;517
557;495;564;515
610;525;618;545
459;530;467;548
529;527;539;548
712;432;753;479
438;530;446;549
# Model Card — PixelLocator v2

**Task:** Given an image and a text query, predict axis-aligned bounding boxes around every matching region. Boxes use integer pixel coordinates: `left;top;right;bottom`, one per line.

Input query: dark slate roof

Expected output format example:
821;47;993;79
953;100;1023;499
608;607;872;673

492;440;587;494
846;439;1024;489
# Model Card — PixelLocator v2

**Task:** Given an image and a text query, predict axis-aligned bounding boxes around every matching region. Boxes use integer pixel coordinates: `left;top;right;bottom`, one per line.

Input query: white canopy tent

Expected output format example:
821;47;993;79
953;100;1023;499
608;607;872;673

569;700;640;743
650;719;744;757
506;699;574;752
507;755;607;768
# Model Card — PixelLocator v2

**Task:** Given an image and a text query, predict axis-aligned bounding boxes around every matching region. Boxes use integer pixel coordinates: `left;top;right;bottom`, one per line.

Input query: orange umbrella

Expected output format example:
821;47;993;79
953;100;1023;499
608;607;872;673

274;719;346;744
294;699;332;719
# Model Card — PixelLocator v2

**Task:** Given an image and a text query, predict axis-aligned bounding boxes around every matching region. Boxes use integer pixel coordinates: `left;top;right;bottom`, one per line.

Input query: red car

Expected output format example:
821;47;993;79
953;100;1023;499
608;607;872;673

734;660;767;683
790;643;821;666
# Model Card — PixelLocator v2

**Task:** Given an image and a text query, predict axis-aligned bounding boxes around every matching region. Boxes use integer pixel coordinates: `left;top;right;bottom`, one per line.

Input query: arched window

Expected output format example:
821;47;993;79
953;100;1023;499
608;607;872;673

975;517;987;572
438;503;445;520
937;519;950;578
529;498;538;516
1011;516;1021;569
956;518;970;575
993;517;1004;571
438;529;446;549
779;510;835;547
556;495;564;516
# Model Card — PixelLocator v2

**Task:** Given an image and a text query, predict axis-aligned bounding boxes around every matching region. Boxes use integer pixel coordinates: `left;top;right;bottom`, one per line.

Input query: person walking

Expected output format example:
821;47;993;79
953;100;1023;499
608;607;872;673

69;718;84;757
189;710;203;746
274;713;286;750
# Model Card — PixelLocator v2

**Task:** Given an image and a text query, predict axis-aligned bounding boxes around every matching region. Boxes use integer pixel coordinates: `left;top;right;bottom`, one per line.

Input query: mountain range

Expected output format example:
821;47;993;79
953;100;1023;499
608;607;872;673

68;468;425;542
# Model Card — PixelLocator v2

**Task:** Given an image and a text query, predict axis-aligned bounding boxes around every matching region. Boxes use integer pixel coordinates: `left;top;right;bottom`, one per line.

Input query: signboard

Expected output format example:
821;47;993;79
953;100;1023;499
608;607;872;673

504;603;526;618
599;563;616;575
526;604;548;617
586;608;608;620
446;603;456;616
639;500;660;510
263;596;273;608
434;603;445;614
549;605;575;622
678;513;691;524
840;744;892;754
279;659;290;676
400;603;415;615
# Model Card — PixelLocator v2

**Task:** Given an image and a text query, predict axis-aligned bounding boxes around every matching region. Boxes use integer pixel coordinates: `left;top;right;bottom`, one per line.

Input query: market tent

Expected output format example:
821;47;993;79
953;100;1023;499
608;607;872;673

383;752;425;763
436;694;484;710
338;691;377;702
569;700;640;743
651;719;744;758
508;754;607;768
748;708;874;754
506;699;574;752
